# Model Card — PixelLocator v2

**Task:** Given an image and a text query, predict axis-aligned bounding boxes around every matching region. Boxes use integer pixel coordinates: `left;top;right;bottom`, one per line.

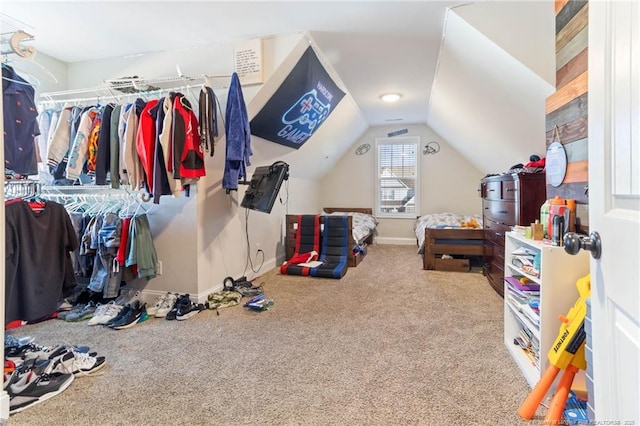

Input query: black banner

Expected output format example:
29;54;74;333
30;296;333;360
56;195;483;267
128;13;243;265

250;47;345;149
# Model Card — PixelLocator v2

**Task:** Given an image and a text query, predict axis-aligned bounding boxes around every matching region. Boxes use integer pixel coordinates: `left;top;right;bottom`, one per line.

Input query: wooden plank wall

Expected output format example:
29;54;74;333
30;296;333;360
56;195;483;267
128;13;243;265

546;0;589;232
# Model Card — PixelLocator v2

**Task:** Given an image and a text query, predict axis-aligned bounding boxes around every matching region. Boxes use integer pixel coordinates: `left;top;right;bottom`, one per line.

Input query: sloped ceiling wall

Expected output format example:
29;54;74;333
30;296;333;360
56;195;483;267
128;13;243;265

427;4;556;175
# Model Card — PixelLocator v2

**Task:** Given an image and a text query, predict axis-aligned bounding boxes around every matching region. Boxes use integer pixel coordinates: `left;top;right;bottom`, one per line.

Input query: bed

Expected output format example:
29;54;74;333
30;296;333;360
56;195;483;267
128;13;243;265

284;207;377;267
415;213;484;272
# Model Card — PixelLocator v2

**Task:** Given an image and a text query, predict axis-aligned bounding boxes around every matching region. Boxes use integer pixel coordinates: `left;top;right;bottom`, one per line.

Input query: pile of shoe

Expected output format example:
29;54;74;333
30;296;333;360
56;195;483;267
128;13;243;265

149;293;207;321
59;289;151;330
4;336;106;414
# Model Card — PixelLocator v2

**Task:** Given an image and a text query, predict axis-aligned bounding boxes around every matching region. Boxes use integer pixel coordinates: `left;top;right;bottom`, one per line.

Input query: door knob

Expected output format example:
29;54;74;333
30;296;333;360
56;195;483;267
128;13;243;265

563;231;602;259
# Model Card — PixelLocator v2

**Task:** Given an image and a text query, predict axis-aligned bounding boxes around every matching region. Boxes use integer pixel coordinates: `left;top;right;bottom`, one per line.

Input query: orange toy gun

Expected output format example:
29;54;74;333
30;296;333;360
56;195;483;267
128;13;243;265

518;273;590;423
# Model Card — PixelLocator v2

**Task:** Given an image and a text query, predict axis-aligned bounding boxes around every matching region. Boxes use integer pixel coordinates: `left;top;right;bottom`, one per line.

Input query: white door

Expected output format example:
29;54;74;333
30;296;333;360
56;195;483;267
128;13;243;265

589;1;640;422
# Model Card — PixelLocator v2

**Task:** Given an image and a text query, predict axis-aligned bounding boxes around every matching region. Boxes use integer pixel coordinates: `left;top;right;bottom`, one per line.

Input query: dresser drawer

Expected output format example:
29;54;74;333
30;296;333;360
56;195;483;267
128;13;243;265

484;180;502;200
483;261;505;297
502;179;517;200
483;199;516;224
483;218;510;244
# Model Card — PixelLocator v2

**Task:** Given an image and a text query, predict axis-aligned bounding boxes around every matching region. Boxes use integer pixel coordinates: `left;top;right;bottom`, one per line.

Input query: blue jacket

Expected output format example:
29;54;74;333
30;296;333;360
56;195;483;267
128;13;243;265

2;65;39;175
223;72;252;191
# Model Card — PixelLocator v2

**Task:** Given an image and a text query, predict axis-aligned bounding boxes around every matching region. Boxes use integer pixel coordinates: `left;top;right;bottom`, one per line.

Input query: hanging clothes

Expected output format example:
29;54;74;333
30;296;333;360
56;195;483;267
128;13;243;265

5;199;79;323
159;96;182;197
109;104;123;188
66;106;101;180
152;97;172;204
136;99;160;192
87;212;123;298
173;94;205;183
223;72;252;192
2;64;39;175
199;86;220;157
95;103;115;185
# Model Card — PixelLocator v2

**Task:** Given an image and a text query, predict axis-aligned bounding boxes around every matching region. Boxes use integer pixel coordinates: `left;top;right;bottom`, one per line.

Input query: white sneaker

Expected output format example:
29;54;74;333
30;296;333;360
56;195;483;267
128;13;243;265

87;302;113;326
146;292;169;316
155;293;178;318
50;350;106;376
95;303;123;325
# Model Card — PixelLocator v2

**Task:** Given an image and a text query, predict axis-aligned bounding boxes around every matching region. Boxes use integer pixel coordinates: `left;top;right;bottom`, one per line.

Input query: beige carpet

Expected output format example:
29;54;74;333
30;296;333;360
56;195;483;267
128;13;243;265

7;245;544;425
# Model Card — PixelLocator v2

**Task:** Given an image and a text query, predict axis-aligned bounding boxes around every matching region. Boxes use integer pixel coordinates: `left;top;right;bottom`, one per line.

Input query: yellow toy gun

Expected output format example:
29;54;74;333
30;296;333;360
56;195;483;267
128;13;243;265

518;273;590;422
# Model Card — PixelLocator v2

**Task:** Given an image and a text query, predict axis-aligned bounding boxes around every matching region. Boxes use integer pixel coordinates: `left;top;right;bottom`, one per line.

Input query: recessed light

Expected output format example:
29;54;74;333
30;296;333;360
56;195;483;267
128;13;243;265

380;93;401;103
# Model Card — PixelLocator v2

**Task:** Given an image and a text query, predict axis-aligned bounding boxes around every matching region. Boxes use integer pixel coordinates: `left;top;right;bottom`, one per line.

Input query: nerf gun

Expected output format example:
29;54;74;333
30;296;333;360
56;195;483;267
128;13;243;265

518;273;590;422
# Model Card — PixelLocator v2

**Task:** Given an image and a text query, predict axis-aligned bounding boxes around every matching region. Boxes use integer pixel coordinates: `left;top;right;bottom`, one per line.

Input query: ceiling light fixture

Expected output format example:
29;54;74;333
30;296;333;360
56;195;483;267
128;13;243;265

380;93;401;103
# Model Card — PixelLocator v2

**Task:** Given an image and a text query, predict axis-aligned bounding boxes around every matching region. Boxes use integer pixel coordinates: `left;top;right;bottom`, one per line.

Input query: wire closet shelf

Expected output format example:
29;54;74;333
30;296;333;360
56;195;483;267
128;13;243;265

38;74;231;107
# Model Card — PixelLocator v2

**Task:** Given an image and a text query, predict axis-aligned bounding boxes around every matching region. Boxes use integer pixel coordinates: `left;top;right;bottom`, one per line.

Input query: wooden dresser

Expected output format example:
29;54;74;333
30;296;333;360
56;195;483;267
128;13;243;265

480;172;546;296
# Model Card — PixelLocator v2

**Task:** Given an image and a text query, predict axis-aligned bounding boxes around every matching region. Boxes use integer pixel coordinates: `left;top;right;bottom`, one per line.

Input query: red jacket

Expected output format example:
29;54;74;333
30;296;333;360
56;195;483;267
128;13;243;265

173;95;205;180
136;99;160;192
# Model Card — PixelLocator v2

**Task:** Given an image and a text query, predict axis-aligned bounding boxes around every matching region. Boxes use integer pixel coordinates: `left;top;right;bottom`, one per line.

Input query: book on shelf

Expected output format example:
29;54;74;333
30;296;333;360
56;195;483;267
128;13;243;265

504;276;540;292
512;247;536;256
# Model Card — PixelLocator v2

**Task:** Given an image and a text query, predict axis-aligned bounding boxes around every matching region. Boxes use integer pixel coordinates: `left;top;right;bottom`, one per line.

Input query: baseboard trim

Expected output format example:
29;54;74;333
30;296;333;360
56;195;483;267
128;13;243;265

375;237;417;246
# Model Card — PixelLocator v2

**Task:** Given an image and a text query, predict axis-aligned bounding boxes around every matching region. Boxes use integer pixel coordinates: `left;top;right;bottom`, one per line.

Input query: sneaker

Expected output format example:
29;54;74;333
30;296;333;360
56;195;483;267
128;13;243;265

57;303;86;321
93;303;124;326
49;350;106;377
155;293;178;318
176;302;207;321
111;302;147;330
165;294;190;321
146;292;169;317
103;304;132;327
22;345;68;363
87;302;113;326
65;302;97;322
4;343;46;365
57;299;73;311
8;371;75;414
5;334;35;348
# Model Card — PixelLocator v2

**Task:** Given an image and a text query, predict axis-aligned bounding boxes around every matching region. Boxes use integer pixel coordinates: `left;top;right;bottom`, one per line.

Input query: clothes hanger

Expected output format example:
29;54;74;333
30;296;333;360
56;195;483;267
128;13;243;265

1;63;38;88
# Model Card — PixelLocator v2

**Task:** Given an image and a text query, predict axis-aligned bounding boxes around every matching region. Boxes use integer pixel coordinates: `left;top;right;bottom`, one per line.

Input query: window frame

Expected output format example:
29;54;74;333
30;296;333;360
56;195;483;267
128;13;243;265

375;136;420;219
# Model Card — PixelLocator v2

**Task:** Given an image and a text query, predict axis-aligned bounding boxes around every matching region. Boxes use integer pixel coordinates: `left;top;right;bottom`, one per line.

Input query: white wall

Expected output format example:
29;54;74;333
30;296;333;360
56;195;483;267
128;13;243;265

454;1;556;87
319;123;484;244
428;11;555;176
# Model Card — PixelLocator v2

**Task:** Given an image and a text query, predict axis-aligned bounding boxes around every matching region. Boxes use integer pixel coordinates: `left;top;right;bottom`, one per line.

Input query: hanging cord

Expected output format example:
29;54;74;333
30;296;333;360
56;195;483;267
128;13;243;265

280;179;290;215
243;208;265;276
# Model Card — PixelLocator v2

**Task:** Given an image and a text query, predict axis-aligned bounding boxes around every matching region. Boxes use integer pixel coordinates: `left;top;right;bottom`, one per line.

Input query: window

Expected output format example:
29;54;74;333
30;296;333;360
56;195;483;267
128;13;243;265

375;137;419;217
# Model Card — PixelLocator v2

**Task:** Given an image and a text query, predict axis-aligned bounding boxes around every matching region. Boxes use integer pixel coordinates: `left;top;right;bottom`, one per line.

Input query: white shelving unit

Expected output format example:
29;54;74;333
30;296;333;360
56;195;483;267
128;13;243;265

503;231;590;388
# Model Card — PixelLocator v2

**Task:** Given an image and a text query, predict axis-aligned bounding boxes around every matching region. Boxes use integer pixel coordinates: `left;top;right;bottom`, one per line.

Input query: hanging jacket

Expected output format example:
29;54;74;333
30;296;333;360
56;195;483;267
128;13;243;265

118;103;132;185
223;72;252;192
66;107;101;180
47;106;72;169
152;97;172;204
124;99;146;190
85;107;103;175
136;99;160;192
159;96;182;196
109;104;123;188
95;103;115;185
2;65;39;176
173;94;205;181
199;86;219;157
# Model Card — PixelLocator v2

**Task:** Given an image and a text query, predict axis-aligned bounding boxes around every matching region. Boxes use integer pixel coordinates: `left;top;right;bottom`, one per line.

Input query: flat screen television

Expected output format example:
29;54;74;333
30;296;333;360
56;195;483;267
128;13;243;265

240;161;289;214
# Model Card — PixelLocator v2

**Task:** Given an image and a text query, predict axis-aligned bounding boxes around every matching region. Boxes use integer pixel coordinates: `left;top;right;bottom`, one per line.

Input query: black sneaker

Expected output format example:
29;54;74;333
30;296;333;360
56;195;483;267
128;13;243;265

165;294;190;321
8;371;74;414
112;303;148;330
176;302;206;321
104;304;133;328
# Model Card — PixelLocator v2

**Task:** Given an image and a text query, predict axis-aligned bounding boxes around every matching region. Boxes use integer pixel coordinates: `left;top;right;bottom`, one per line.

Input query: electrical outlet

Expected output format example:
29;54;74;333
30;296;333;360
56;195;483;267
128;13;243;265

157;260;163;275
